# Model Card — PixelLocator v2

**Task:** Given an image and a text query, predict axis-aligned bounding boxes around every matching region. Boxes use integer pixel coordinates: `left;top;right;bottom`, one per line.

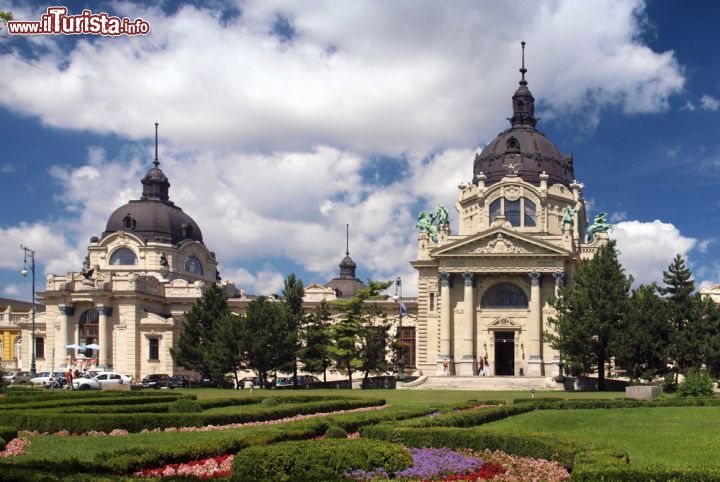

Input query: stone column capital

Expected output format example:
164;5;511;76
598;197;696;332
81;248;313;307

529;272;542;286
439;271;453;288
99;307;113;317
58;305;75;316
462;271;476;287
553;272;566;286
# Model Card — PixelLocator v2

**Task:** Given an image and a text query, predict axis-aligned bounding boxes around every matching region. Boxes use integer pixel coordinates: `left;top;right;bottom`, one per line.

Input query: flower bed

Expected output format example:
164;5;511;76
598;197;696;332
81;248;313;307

134;454;233;479
0;438;30;458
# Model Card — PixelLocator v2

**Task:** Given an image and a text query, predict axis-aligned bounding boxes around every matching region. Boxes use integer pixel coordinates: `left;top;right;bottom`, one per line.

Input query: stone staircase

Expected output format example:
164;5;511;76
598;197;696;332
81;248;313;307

398;375;563;391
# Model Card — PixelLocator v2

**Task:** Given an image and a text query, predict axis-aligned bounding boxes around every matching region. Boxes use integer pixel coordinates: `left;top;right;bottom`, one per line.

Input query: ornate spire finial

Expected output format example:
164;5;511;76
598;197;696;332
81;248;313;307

345;223;349;256
154;122;159;168
519;41;527;86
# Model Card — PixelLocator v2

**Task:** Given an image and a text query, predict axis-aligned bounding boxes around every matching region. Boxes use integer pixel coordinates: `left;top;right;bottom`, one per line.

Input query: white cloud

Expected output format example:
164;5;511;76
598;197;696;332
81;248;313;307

611;220;696;285
609;211;627;223
0;0;683;155
222;267;286;296
682;100;696;111
2;284;22;296
700;94;720;111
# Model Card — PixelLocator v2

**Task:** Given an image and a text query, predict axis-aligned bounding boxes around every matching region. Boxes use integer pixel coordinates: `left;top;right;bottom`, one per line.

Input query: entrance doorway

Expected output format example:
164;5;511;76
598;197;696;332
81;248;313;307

494;331;515;376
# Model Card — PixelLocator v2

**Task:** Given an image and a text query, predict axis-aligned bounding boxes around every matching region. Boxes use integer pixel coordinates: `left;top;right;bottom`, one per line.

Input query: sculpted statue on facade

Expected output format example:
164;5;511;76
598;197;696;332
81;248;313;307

561;206;576;225
585;212;613;242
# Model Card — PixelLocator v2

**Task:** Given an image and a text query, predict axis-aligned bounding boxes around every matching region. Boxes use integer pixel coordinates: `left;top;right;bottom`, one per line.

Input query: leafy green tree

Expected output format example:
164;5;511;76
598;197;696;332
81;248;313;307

613;283;671;381
0;11;12;22
170;283;229;380
328;280;392;385
691;295;720;379
239;296;290;387
282;274;305;388
208;312;245;388
300;300;333;382
547;241;631;390
357;301;392;381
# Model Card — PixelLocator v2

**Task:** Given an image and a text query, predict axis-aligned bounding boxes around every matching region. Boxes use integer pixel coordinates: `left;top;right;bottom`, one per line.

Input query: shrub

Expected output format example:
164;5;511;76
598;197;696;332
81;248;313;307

260;397;282;407
662;372;678;393
325;425;347;438
168;398;202;413
677;370;715;398
230;438;412;482
0;425;18;442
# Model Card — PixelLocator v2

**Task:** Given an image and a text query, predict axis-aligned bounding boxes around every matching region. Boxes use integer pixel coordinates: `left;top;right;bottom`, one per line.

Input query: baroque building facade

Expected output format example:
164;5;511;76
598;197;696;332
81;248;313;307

20;143;417;380
411;58;608;378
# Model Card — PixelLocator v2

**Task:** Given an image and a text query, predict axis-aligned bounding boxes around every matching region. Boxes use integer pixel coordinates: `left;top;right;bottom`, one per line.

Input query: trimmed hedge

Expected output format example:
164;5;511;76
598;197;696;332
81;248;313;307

0;425;18;442
230;438;412;482
0;394;190;412
572;465;720;481
0;397;385;433
515;397;720;410
0;390;181;405
395;403;534;428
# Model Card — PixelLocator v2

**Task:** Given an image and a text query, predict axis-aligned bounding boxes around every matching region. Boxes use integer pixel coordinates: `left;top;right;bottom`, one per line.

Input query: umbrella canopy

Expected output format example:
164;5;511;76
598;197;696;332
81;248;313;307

65;344;87;350
85;344;100;350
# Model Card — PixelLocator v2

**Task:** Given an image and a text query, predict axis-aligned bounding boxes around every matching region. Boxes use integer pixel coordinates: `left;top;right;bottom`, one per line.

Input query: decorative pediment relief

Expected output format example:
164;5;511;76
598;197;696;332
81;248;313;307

489;317;521;327
472;233;532;254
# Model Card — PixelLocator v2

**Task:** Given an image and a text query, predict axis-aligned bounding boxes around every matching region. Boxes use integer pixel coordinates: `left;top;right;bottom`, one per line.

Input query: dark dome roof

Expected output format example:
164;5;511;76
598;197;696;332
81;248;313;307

473;49;574;188
103;200;203;244
102;160;203;245
325;251;365;298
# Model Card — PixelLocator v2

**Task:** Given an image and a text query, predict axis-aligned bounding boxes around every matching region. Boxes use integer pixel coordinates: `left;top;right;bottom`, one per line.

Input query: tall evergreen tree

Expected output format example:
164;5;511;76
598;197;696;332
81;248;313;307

547;240;631;390
696;296;720;379
328;280;392;385
282;274;305;388
613;283;671;381
170;283;229;379
208;312;245;388
239;296;290;387
300;300;333;382
661;254;697;376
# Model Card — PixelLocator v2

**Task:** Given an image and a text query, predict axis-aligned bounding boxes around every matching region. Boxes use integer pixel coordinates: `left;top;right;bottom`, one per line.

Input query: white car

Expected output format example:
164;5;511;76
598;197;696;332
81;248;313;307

73;371;133;390
30;371;66;386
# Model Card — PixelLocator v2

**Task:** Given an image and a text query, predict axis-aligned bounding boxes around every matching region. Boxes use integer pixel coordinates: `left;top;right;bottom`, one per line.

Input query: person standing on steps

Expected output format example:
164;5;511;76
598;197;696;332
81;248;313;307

478;357;484;376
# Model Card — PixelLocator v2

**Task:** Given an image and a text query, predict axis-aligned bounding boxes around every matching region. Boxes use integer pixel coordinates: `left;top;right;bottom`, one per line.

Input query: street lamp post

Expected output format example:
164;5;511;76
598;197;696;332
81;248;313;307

393;277;404;374
20;244;36;377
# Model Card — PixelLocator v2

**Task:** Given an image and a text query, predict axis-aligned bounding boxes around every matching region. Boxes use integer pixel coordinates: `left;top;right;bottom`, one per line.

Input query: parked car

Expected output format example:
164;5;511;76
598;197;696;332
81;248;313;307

141;373;171;389
237;376;274;389
30;371;66;386
3;371;32;385
195;375;235;389
274;375;321;389
73;371;133;390
167;375;192;389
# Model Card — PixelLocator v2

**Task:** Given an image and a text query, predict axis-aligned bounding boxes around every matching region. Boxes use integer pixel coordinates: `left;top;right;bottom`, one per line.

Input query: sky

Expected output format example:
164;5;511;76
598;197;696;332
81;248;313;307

0;0;719;300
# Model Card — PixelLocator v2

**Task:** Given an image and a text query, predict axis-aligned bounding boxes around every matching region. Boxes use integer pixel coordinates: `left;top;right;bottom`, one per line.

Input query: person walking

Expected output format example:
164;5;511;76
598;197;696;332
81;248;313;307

477;357;484;376
442;358;449;376
483;356;490;376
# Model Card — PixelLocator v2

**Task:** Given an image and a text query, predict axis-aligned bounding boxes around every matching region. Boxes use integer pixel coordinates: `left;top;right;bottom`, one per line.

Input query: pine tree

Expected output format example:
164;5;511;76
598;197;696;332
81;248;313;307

613;283;671;381
300;300;333;382
282;274;305;388
170;283;229;379
239;296;290;387
328;280;392;385
208;312;245;388
547;240;631;390
660;254;697;376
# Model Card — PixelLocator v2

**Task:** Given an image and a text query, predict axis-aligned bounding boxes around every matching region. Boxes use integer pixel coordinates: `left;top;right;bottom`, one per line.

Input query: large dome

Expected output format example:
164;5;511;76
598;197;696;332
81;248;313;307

102;156;204;245
473;53;574;188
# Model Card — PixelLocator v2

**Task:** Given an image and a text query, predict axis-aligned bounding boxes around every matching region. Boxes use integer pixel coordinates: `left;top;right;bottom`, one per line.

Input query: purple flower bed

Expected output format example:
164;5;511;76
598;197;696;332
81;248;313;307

346;447;482;480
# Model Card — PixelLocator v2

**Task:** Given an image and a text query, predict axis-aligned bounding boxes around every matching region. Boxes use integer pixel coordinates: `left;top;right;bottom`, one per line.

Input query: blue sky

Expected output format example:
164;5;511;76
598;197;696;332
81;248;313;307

0;0;719;299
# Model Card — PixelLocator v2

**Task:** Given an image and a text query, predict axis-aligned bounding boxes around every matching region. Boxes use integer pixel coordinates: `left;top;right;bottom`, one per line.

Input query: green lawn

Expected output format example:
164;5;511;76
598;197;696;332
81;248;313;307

483;406;720;466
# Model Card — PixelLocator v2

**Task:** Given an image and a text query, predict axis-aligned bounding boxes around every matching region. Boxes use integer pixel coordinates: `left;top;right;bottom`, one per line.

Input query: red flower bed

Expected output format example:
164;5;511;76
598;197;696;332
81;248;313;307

133;454;233;479
440;462;506;480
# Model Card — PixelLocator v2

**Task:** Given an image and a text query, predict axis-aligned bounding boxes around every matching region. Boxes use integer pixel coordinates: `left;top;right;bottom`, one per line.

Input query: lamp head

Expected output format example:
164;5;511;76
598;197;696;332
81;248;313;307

21;268;28;277
392;293;400;302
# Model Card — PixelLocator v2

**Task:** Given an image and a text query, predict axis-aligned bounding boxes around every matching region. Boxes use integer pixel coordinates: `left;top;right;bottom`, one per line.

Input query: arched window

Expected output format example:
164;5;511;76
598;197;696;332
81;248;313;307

14;338;21;365
524;199;536;227
490;199;501;224
109;247;138;266
481;282;528;309
488;197;537;228
184;256;204;275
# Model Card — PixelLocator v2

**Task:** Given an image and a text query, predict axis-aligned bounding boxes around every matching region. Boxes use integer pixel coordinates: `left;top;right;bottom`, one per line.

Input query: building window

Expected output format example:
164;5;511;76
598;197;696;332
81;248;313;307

489;197;537;228
490;199;501;224
398;326;416;369
429;292;436;312
149;338;159;361
35;336;44;359
505;199;521;226
481;282;528;309
184;256;204;275
79;309;99;359
110;247;138;266
524;198;537;227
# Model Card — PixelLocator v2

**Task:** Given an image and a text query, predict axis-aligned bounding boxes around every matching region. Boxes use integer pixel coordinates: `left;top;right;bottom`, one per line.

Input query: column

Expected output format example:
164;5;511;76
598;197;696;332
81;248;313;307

98;306;112;368
437;271;453;376
553;272;565;298
57;304;74;368
457;272;476;376
527;272;543;376
551;272;566;377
